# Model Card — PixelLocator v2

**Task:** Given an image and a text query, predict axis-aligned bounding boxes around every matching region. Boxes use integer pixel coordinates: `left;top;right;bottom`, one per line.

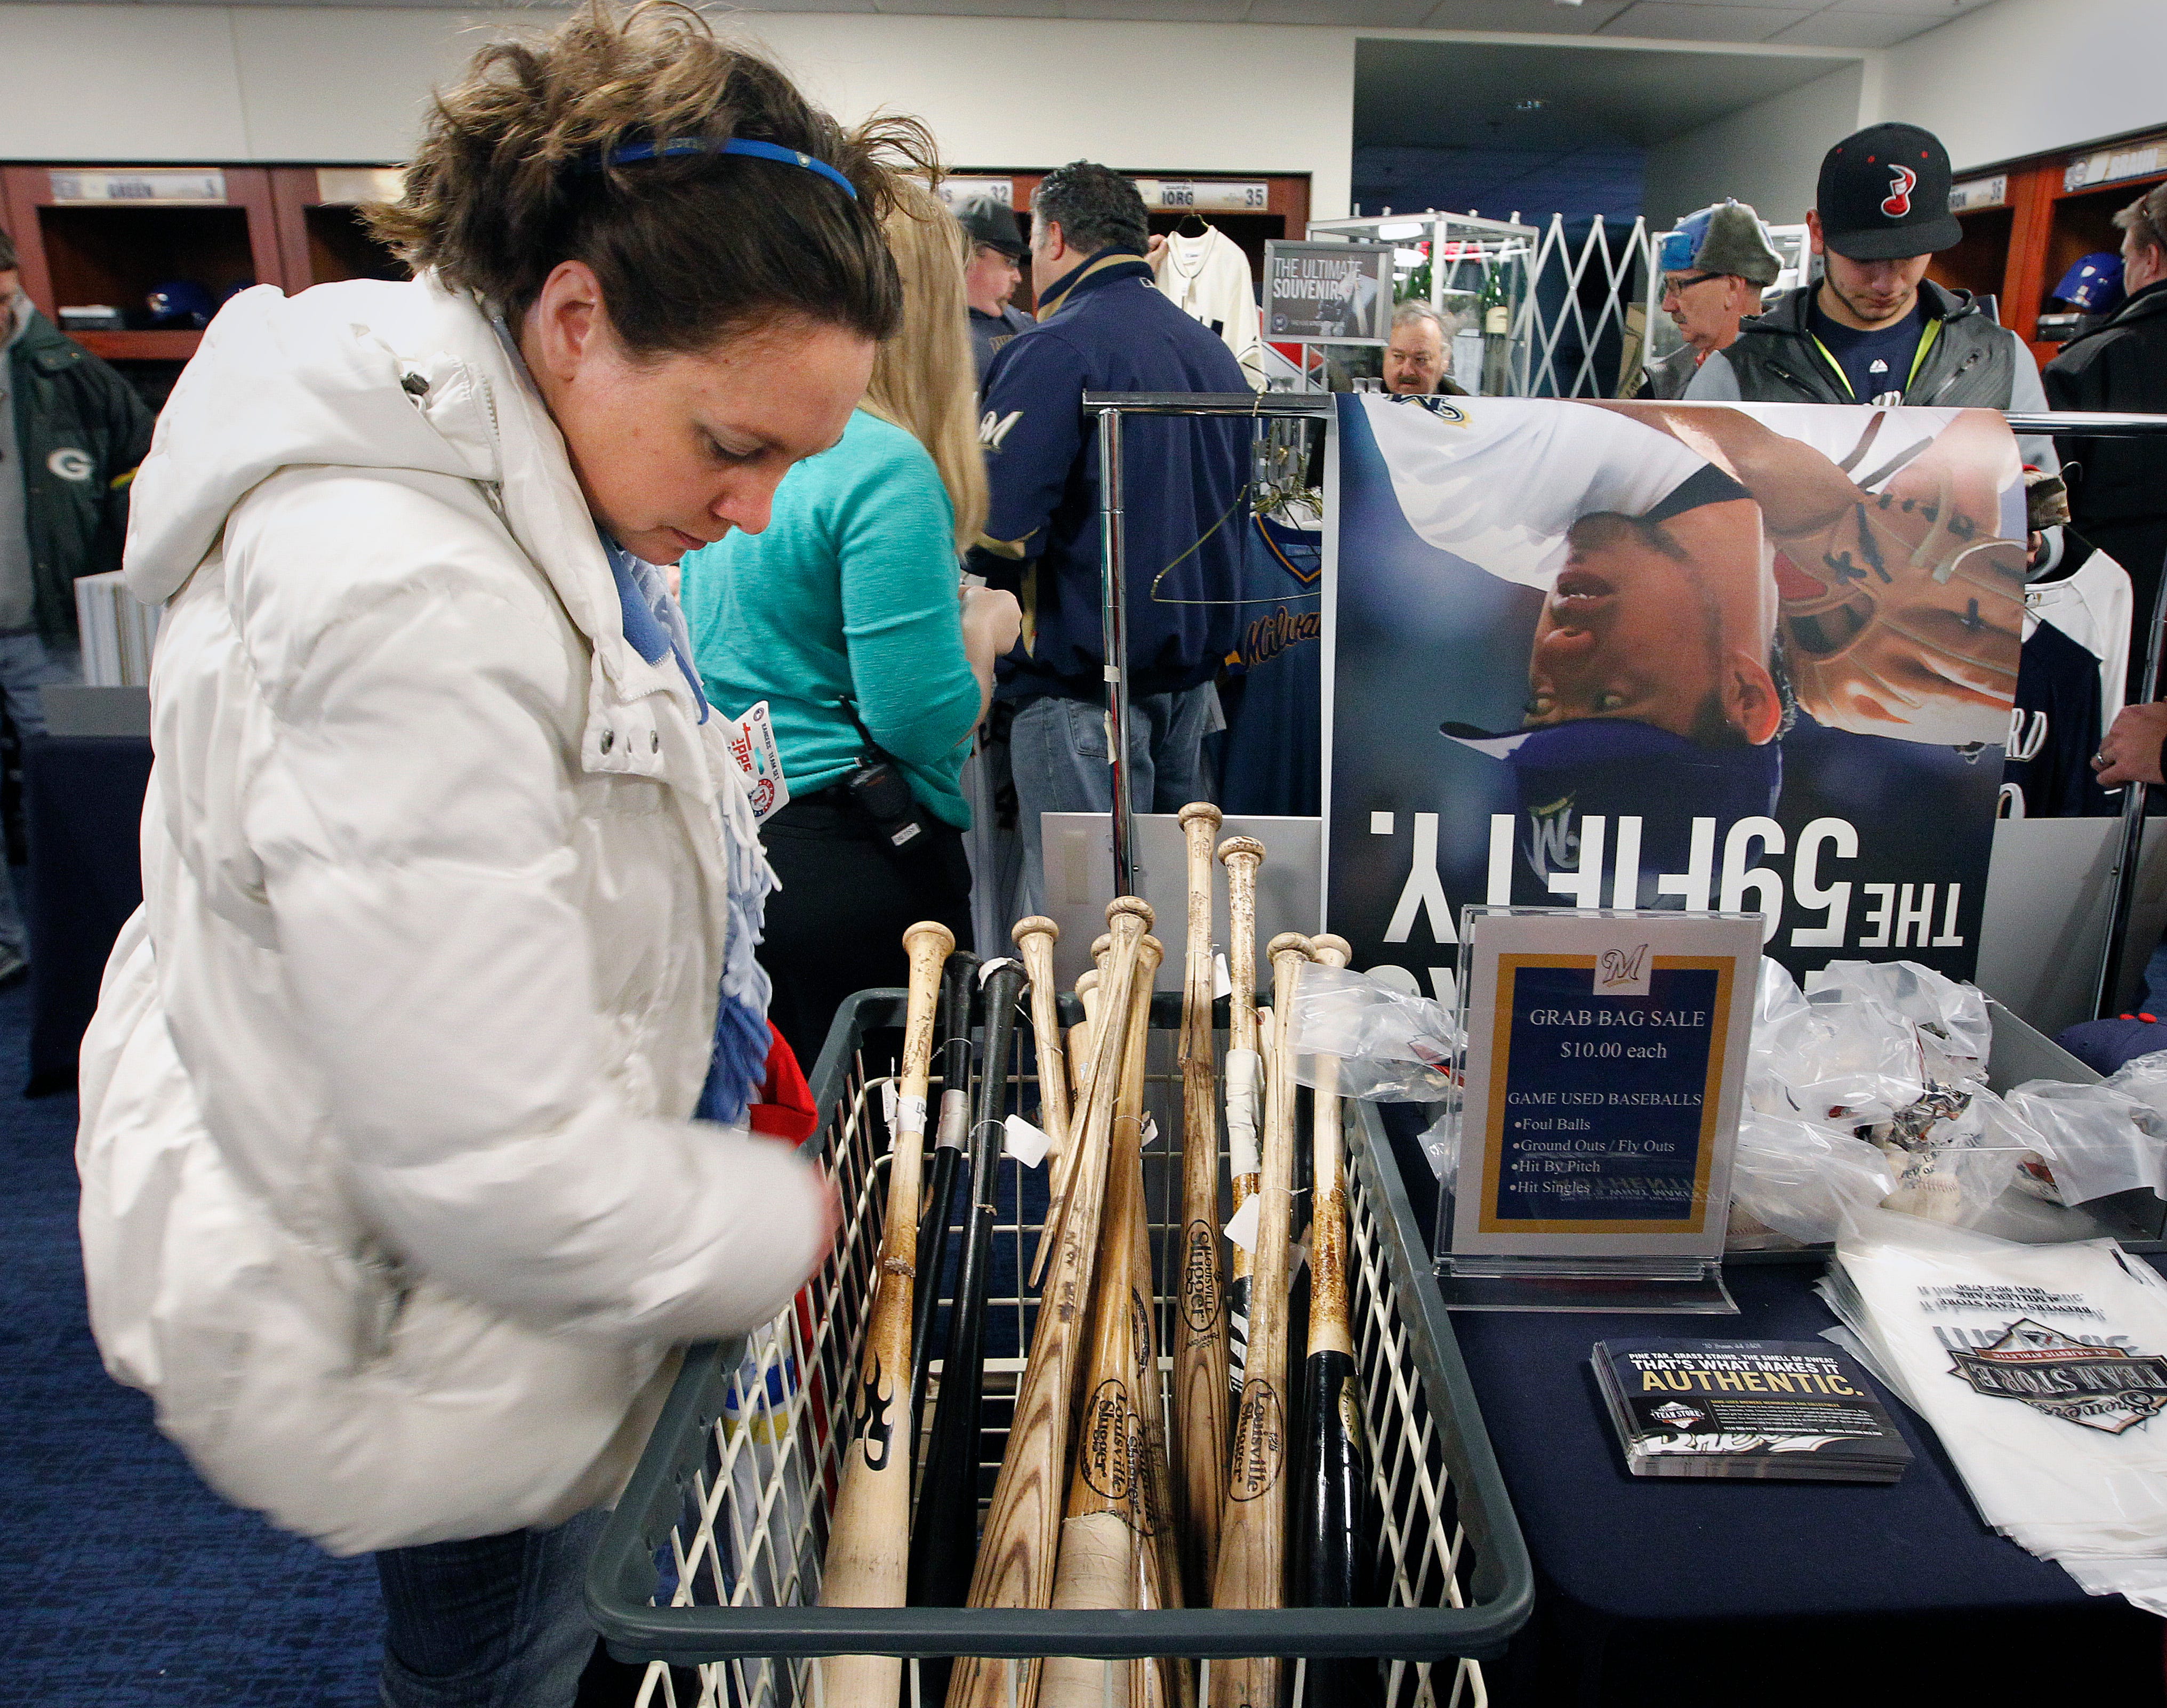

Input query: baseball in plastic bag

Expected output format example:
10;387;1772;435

2003;1078;2167;1207
1729;1109;1896;1246
1869;1084;2030;1226
1290;964;1460;1102
1808;958;1992;1084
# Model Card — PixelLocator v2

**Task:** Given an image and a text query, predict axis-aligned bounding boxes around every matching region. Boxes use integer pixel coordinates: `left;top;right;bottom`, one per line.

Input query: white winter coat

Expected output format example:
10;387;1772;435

76;276;828;1556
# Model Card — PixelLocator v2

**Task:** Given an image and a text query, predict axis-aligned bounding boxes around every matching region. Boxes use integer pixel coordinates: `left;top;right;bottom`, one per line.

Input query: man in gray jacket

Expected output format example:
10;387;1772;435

1636;200;1781;400
1686;124;2054;476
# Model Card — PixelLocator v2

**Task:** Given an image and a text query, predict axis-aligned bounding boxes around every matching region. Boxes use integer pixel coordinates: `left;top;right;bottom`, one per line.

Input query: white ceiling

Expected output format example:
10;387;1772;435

7;0;1997;46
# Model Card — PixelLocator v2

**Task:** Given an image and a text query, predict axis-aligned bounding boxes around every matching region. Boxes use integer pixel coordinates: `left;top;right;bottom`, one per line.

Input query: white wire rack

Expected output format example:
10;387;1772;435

588;992;1530;1706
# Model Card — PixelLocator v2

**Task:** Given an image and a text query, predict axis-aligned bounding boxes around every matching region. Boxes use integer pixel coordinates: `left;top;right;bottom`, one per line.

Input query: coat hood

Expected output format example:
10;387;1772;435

124;277;520;608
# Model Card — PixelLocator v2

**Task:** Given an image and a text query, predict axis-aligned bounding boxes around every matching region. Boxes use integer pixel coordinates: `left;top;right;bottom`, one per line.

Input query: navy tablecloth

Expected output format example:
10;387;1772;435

23;735;153;1095
1377;1103;2167;1706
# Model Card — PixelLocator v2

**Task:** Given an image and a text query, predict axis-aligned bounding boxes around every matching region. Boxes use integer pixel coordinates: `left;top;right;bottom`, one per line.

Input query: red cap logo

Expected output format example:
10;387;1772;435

1882;164;1917;219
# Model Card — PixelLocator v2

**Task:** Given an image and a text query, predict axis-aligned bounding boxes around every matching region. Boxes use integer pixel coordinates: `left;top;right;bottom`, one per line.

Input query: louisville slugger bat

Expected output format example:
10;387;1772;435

1039;932;1163;1708
1217;836;1266;1406
909;955;1031;1694
1012;915;1071;1170
948;898;1153;1708
820;918;952;1705
1174;801;1230;1609
1290;933;1379;1705
1208;933;1313;1708
912;949;980;1439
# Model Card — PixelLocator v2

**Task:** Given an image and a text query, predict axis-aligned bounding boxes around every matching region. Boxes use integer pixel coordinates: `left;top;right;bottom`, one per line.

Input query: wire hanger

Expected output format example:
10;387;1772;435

1174;210;1211;238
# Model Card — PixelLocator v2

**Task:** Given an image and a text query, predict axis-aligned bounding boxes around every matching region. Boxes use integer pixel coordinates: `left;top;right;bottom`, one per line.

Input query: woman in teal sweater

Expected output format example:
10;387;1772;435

682;179;1020;1061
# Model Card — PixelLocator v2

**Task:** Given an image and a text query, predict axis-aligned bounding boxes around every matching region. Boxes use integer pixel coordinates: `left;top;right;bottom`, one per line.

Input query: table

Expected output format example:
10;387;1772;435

1375;1104;2167;1707
22;735;153;1095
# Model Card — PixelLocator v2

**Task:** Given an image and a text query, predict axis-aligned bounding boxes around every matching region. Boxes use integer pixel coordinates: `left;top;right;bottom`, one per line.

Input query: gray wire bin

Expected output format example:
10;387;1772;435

586;989;1533;1706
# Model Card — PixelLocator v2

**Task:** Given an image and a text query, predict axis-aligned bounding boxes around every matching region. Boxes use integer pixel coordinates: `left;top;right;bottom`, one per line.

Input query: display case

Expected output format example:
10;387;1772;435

1;164;283;364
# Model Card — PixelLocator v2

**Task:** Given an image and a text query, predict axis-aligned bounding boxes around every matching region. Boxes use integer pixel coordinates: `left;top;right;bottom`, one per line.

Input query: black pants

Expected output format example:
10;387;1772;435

757;791;973;1072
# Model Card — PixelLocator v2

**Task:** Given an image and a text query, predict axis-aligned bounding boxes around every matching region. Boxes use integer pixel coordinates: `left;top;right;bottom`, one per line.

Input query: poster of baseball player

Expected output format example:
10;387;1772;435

1326;393;2026;991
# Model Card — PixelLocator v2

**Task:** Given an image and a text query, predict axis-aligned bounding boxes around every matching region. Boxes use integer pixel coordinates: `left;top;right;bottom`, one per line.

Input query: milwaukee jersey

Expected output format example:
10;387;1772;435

1219;510;1322;817
1152;227;1266;390
2001;544;2132;818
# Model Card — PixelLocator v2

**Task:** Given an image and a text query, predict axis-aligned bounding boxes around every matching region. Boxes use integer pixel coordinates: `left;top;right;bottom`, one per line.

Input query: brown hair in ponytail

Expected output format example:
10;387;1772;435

368;1;933;357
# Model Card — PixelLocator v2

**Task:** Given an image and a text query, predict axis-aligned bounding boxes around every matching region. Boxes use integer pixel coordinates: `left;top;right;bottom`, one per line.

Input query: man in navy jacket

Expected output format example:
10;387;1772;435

967;162;1247;911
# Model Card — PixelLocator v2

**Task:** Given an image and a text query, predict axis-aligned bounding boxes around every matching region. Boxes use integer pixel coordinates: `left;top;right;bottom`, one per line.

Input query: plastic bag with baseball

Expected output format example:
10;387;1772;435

1289;964;1460;1103
2003;1077;2167;1207
1728;1108;1896;1247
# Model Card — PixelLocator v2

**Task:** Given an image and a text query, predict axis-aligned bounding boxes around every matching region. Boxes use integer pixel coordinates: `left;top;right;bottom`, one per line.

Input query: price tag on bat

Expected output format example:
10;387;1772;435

1224;1195;1262;1253
1214;953;1232;1001
1139;1114;1160;1148
1004;1114;1053;1167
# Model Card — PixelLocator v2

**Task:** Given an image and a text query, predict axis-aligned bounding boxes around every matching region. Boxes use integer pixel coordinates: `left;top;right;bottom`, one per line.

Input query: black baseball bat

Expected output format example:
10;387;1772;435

909;955;1028;1623
911;949;979;1437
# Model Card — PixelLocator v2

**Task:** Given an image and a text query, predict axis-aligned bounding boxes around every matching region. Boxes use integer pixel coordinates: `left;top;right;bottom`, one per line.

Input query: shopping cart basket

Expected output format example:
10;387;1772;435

587;988;1532;1706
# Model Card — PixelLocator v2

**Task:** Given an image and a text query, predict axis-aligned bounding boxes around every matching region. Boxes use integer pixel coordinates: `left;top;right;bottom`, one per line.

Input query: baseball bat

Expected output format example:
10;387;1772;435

947;899;1154;1708
1030;953;1108;1290
1217;836;1266;1408
819;919;953;1705
909;955;1031;1698
1012;917;1072;1167
1039;931;1163;1708
1207;933;1313;1708
912;949;980;1440
1290;934;1379;1704
1173;801;1230;1609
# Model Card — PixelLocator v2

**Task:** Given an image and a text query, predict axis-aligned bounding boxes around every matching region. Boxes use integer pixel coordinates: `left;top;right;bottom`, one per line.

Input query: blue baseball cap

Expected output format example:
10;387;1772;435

2052;252;2124;314
1442;718;1782;901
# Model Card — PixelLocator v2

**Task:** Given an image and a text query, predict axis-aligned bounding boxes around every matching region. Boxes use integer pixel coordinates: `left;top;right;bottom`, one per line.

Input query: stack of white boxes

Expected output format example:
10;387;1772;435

71;571;161;687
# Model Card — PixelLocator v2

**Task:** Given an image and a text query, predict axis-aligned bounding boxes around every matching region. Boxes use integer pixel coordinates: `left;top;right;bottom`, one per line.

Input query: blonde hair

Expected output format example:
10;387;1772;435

862;178;989;550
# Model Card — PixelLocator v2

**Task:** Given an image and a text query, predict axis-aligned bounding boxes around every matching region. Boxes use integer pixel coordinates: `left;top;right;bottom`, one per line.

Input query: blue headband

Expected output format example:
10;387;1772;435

601;136;857;200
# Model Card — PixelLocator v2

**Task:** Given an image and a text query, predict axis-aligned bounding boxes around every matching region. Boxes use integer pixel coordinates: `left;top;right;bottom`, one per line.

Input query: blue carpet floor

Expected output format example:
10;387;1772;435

0;980;383;1705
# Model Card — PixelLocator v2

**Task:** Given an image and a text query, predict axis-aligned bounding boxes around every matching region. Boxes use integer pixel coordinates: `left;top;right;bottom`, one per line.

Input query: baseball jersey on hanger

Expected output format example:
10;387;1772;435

2002;544;2132;818
1153;227;1266;392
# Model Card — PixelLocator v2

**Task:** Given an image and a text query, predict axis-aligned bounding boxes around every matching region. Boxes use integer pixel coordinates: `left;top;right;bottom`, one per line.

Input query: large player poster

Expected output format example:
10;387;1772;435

1326;393;2027;999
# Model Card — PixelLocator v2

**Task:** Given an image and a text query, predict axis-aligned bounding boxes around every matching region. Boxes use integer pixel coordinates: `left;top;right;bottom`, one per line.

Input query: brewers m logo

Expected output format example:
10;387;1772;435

1882;164;1918;219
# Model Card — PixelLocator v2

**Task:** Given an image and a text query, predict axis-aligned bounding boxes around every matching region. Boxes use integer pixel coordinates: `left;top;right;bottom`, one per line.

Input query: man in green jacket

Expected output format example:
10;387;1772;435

0;225;157;980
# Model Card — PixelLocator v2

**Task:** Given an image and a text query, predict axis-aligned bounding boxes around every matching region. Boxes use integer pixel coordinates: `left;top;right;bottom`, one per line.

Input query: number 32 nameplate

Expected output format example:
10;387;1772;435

1451;907;1762;1260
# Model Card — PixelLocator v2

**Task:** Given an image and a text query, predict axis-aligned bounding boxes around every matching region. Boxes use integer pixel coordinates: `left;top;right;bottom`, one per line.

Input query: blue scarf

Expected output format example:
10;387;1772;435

599;533;775;1125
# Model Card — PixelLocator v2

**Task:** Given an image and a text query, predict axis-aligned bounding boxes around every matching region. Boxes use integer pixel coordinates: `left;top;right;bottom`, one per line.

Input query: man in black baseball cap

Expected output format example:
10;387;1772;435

956;194;1033;386
1686;124;2056;483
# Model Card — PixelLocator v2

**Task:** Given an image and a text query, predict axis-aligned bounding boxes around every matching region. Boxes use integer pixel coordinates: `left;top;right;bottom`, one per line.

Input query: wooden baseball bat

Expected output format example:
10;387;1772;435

1039;931;1163;1708
1217;836;1266;1408
1290;934;1380;1705
819;919;953;1705
1030;948;1109;1290
1173;801;1230;1609
910;955;1031;1702
1207;933;1313;1708
912;949;980;1440
947;899;1154;1708
1012;917;1072;1170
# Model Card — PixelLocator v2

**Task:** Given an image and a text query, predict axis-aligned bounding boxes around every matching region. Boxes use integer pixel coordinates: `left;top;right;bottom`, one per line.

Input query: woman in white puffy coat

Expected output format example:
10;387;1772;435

73;6;914;1702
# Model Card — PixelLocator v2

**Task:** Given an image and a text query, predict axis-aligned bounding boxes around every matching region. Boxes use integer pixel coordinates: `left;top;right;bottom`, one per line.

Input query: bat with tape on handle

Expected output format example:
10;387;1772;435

1217;836;1266;1408
909;954;1031;1699
1173;801;1230;1609
946;898;1153;1708
1290;933;1381;1704
1207;932;1313;1708
818;918;952;1705
911;949;980;1439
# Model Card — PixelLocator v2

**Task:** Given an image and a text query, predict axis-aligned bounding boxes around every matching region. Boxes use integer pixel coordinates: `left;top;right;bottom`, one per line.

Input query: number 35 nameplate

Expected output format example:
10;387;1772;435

1451;908;1761;1259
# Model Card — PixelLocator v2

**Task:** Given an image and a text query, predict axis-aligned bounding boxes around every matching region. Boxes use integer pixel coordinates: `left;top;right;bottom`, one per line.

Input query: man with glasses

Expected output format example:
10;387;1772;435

1635;200;1781;400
